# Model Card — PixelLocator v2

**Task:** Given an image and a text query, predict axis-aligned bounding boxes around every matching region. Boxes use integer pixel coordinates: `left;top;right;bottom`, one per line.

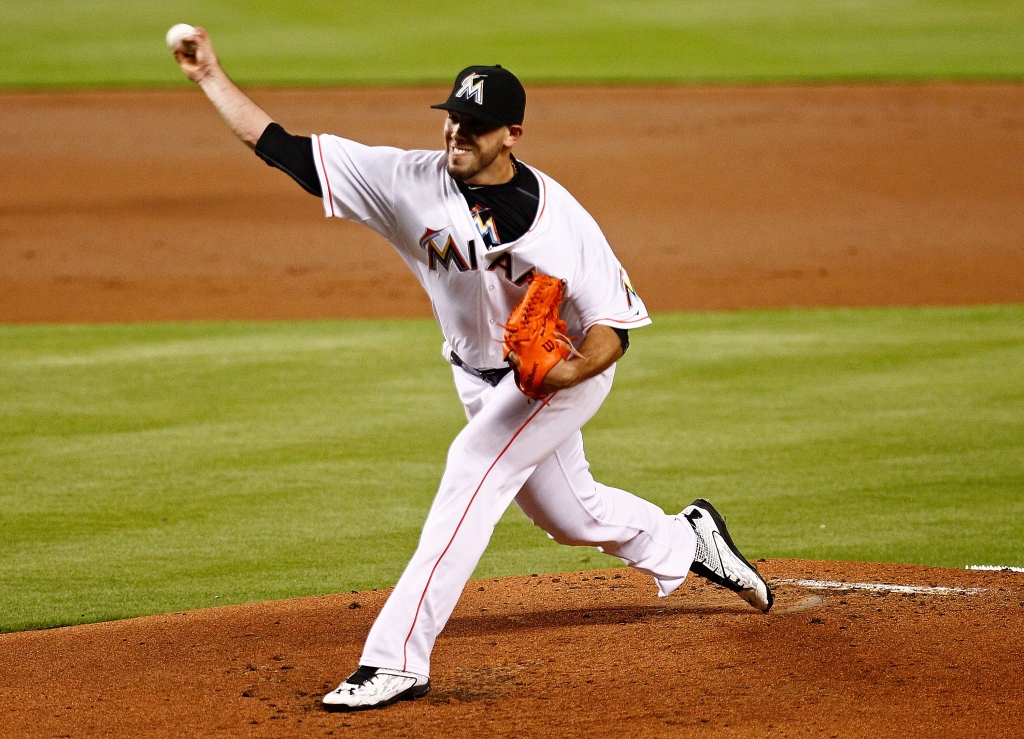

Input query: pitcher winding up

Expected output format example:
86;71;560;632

170;25;773;713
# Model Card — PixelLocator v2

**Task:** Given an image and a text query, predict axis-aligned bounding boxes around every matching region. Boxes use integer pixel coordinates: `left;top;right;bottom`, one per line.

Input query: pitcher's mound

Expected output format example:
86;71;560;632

2;559;1022;738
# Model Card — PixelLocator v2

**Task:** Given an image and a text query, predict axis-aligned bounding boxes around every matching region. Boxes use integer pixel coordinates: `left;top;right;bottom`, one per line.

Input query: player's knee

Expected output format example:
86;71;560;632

533;518;592;547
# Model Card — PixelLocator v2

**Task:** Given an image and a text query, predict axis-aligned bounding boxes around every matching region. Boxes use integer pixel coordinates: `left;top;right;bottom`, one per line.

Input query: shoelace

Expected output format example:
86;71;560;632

344;665;380;688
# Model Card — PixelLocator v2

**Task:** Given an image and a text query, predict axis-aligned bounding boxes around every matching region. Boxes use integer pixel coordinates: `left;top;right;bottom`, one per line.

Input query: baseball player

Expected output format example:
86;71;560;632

172;28;773;713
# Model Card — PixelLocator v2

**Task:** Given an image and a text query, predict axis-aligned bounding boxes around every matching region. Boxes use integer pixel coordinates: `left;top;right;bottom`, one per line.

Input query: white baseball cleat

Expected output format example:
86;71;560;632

681;498;774;612
322;666;430;712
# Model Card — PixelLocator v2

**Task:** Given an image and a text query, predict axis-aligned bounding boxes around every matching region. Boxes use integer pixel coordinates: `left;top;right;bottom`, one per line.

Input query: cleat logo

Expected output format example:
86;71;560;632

455;73;487;105
713;531;756;589
705;530;725;576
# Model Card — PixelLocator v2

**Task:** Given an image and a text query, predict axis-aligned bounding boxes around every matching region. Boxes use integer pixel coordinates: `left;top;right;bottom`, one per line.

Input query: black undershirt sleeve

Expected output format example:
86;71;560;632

612;327;630;354
254;122;322;197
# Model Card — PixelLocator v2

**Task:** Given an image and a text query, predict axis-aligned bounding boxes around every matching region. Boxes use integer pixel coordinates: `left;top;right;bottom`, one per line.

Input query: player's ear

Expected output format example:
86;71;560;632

505;124;524;148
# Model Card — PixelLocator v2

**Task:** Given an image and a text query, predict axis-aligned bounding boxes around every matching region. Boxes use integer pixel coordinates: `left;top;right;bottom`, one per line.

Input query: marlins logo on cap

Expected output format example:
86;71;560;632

432;65;526;127
455;73;487;105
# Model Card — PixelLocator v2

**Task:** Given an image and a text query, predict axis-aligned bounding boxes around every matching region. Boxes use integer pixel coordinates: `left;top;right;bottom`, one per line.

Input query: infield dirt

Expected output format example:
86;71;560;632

1;84;1023;737
1;83;1022;323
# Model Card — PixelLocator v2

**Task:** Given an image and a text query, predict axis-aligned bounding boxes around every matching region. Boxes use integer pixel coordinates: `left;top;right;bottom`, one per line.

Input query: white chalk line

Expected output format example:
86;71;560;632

772;579;986;595
967;564;1024;574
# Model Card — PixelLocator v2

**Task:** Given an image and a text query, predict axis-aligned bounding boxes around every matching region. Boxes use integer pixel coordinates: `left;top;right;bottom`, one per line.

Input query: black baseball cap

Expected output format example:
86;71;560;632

431;65;526;127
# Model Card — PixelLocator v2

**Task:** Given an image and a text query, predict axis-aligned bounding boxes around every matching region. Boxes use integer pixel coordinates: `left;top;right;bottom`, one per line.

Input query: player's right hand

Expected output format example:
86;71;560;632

173;27;219;84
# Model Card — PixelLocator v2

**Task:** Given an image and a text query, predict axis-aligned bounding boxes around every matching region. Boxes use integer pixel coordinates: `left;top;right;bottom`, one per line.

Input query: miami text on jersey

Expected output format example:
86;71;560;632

487;253;535;285
419;227;470;272
419;226;534;284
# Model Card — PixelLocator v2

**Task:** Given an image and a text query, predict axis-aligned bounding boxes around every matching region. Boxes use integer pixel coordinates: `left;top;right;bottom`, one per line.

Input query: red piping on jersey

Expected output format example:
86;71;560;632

315;136;337;217
583;315;652;331
401;394;553;671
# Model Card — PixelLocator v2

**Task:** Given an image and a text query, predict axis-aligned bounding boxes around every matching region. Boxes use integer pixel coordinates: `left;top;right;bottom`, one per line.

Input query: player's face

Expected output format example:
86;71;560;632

443;112;521;184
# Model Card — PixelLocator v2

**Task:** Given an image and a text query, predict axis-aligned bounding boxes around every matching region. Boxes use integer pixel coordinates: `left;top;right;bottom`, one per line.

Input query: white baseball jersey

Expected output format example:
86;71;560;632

307;133;700;682
310;135;651;369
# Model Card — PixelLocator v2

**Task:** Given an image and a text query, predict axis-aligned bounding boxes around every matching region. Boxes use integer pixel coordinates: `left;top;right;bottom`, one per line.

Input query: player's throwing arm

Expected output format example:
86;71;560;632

169;31;774;715
168;24;271;147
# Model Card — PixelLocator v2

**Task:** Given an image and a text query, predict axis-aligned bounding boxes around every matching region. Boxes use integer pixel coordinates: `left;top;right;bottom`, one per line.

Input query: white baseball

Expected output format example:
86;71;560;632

165;23;197;52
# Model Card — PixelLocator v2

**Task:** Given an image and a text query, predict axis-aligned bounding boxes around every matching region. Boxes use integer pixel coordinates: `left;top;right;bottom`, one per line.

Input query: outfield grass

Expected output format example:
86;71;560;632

1;0;1023;88
1;306;1022;632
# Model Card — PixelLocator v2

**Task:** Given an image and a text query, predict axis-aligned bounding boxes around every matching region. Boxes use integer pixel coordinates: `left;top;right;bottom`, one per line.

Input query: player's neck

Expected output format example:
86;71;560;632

463;152;517;187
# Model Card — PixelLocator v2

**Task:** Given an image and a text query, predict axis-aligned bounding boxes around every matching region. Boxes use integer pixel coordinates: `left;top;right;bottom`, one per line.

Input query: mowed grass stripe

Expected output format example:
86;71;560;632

1;306;1022;632
1;0;1023;88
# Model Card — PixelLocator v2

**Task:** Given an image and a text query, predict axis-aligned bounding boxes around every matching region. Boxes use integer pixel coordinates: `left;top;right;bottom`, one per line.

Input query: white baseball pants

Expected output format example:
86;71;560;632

359;364;697;677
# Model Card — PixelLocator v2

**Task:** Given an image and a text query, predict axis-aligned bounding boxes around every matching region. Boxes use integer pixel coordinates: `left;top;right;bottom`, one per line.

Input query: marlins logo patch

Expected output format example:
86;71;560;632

471;205;501;249
455;73;486;105
621;268;640;308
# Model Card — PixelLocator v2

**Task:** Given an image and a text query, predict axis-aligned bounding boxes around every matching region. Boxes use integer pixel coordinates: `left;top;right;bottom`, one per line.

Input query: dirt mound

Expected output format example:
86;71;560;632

2;560;1021;738
1;84;1023;323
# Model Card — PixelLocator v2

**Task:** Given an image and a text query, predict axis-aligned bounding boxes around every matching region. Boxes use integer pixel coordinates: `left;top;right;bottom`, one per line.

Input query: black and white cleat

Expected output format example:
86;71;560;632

681;498;774;612
322;665;430;712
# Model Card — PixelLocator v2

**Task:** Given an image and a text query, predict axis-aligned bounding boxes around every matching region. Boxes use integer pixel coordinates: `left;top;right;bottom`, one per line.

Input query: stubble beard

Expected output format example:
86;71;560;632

446;144;503;183
445;160;472;182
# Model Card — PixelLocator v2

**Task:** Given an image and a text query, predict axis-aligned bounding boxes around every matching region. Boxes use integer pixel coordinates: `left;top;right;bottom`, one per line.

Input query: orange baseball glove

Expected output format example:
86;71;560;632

503;273;579;399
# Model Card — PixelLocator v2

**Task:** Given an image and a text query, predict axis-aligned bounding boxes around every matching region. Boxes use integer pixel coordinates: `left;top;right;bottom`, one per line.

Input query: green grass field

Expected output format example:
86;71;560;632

2;306;1022;632
1;0;1023;88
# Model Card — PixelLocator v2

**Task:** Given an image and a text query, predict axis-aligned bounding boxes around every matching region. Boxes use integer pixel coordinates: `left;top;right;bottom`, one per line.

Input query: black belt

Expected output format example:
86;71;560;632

449;351;512;387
